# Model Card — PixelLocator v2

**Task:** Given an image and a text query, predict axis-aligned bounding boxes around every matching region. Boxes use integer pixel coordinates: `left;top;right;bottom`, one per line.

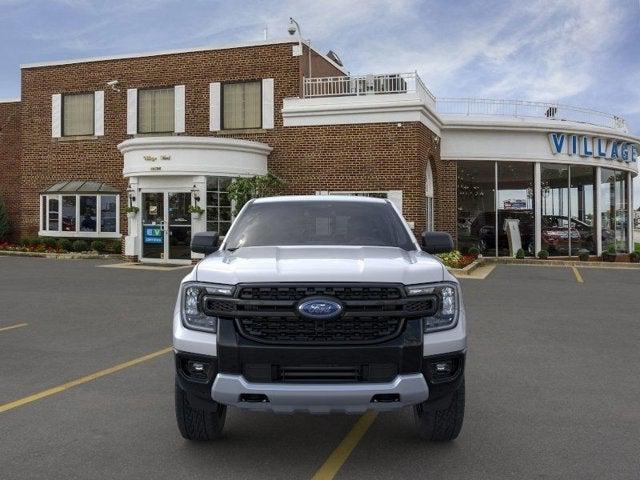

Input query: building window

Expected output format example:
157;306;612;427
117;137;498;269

206;177;233;235
456;161;496;255
497;163;534;256
40;193;119;237
62;92;94;136
601;168;628;253
138;87;175;133
222;81;261;130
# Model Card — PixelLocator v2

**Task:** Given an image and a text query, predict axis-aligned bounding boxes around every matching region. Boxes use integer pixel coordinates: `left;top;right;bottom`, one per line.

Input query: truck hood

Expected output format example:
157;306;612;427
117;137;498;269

195;246;445;285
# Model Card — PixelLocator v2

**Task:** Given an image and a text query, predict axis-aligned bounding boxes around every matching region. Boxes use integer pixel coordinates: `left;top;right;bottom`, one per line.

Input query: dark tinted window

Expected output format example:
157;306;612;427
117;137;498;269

224;201;415;250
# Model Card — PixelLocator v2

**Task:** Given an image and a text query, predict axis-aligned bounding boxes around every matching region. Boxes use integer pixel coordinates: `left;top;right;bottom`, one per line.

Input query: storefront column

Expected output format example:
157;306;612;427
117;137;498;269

124;177;140;257
534;162;541;255
628;171;634;253
595;167;602;256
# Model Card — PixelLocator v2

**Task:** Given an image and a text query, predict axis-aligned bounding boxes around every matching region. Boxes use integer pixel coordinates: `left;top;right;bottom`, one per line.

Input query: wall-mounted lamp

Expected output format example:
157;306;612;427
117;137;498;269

191;185;201;203
126;187;136;204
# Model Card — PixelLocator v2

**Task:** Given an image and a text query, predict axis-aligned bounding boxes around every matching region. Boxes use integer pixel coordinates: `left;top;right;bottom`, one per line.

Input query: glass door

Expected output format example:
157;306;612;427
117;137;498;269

141;192;165;260
141;192;192;263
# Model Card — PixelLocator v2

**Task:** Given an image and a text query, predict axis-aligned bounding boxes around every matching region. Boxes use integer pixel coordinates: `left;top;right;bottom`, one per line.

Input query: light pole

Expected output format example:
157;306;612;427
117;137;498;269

288;17;312;79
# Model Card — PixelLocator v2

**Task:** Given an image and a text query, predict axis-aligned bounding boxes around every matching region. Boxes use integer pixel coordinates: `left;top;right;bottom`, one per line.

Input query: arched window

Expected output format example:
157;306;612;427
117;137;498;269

426;162;435;231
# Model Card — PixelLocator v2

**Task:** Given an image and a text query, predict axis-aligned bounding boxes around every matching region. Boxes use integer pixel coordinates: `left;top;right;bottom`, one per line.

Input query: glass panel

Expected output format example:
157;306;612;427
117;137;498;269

614;171;628;252
541;164;570;256
497;163;535;256
62;196;76;232
142;192;165;259
600;168;616;253
569;166;596;255
456;161;496;255
48;197;59;231
223;82;261;129
168;192;191;260
100;195;117;233
206;176;233;235
138;88;175;133
63;93;94;136
79;196;97;232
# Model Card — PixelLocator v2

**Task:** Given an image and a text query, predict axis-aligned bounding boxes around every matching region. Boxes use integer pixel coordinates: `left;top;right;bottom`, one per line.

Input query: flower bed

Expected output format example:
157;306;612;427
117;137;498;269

437;250;478;269
0;237;121;255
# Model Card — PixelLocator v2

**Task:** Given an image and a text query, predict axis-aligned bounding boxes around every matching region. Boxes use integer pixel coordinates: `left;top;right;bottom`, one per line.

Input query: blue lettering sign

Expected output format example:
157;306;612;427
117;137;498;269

144;226;163;244
595;138;607;157
569;135;578;155
579;136;593;156
620;143;629;162
548;133;565;154
610;141;619;160
632;144;638;162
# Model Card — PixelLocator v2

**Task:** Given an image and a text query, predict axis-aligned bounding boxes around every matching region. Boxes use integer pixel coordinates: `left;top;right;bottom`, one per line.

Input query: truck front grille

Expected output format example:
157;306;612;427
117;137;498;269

204;283;437;345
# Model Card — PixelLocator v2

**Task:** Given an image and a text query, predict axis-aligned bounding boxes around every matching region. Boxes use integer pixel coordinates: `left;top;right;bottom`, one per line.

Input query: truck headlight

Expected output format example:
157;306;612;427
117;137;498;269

406;283;459;333
180;282;233;333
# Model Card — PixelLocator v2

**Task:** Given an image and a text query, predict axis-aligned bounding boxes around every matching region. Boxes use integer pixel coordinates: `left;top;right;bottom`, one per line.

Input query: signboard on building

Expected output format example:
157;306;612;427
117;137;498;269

548;133;638;163
143;226;163;244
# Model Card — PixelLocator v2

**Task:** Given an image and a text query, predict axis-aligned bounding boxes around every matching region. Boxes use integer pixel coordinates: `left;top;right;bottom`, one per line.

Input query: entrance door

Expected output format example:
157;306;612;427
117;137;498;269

141;192;192;263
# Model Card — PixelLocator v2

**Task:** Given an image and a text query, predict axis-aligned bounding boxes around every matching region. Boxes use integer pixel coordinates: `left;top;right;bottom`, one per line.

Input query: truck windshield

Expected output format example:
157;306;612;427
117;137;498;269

224;201;416;250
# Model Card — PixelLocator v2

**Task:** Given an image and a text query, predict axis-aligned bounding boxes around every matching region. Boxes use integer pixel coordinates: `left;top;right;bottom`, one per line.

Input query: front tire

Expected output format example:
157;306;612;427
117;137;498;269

413;376;465;441
175;378;227;441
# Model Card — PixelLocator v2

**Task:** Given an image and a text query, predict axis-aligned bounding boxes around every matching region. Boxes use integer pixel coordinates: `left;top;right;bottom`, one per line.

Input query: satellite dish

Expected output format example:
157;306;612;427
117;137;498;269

326;50;343;67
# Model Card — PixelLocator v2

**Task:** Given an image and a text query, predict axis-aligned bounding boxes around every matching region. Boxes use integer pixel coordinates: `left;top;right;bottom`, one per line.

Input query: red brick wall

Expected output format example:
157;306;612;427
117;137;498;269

0;101;20;240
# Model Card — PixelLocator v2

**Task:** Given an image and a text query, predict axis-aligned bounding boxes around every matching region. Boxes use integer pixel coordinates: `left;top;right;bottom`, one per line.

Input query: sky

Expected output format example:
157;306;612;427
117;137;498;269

1;0;639;203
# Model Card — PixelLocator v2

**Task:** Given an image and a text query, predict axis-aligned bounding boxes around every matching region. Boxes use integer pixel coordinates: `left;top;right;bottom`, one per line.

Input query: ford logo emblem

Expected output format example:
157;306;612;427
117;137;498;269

297;298;343;320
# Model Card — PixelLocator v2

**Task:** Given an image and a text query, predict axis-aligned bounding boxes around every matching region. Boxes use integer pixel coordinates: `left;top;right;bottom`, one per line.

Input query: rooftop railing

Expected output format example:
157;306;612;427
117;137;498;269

436;97;628;132
301;73;628;132
303;72;436;106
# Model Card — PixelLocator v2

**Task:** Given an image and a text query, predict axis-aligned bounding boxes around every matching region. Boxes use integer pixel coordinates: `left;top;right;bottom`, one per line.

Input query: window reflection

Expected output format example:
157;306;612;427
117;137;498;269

601;168;628;253
457;161;496;255
497;163;535;256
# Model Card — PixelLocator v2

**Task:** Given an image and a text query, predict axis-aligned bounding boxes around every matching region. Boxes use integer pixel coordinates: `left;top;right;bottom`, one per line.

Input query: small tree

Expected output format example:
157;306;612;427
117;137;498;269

0;195;10;241
227;173;286;215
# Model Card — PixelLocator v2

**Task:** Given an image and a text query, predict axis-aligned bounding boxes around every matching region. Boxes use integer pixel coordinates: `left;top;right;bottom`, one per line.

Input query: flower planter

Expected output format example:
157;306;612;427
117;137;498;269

191;212;203;220
127;212;137;220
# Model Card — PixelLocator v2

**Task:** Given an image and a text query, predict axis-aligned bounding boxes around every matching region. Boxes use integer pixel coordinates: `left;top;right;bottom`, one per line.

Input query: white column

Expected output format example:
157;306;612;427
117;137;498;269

595;167;602;256
125;177;139;257
534;162;541;255
628;171;633;253
191;175;207;260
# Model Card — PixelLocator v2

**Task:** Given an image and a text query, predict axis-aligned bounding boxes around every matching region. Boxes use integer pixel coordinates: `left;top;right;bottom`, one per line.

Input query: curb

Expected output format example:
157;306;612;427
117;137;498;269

0;250;120;260
480;256;640;270
446;257;485;276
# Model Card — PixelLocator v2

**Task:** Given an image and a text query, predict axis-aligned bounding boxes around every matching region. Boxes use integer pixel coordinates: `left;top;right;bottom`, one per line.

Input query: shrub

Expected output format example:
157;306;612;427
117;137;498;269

72;239;89;252
58;238;73;252
20;236;37;247
41;237;58;249
537;250;549;259
468;246;480;257
111;240;122;254
629;251;640;263
515;248;525;259
0;196;10;240
606;244;617;255
437;250;463;268
90;240;106;252
577;249;590;261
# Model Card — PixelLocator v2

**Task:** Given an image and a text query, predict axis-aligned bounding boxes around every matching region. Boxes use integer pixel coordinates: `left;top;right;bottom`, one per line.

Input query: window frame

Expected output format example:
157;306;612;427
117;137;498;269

136;86;176;134
205;176;234;236
39;193;120;238
61;91;95;137
221;80;263;131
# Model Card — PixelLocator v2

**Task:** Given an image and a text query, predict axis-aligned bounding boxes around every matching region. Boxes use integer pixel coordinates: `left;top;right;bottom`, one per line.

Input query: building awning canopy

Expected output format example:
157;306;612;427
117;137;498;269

42;181;120;194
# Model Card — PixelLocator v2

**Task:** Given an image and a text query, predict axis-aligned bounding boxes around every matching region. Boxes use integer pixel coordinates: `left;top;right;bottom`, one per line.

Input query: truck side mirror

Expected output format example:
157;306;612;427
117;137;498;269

421;231;454;254
191;232;220;255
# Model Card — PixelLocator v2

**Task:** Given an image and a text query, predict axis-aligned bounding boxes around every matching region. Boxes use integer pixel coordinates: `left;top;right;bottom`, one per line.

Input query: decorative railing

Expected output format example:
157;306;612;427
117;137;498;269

303;72;436;106
436;97;628;132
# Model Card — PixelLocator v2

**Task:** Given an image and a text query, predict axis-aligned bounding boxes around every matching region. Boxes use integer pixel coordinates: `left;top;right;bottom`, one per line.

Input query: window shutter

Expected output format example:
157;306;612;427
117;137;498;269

262;78;274;129
209;82;221;131
51;94;62;138
126;88;137;135
174;85;185;133
94;90;104;136
386;190;403;213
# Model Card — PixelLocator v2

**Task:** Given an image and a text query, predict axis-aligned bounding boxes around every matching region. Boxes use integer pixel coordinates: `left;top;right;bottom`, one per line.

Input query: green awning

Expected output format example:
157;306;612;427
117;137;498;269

42;181;120;194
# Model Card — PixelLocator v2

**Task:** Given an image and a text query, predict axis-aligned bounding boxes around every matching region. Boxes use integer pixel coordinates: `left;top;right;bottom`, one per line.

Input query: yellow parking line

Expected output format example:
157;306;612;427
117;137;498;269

311;411;378;480
0;347;172;414
0;323;28;333
572;266;584;283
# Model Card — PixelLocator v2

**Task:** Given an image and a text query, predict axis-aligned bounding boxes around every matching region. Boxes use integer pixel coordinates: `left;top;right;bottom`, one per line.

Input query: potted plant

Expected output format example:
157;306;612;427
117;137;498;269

187;205;205;219
577;249;590;262
125;206;139;219
603;244;617;262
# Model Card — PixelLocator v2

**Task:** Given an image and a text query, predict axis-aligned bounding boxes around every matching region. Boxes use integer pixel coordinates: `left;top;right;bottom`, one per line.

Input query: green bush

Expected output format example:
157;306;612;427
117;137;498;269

41;237;58;248
0;196;10;240
629;251;640;263
468;246;480;256
58;238;73;252
577;249;590;261
537;250;549;259
90;240;106;252
20;236;38;247
72;239;89;252
515;248;525;259
606;244;617;255
111;240;122;254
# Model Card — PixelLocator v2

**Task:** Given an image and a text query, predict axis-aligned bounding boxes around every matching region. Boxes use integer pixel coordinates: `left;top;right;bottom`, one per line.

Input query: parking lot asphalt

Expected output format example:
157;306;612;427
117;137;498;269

1;257;639;479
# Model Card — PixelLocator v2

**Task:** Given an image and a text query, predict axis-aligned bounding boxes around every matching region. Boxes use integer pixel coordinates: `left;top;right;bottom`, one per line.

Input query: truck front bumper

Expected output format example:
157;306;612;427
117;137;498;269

211;373;428;414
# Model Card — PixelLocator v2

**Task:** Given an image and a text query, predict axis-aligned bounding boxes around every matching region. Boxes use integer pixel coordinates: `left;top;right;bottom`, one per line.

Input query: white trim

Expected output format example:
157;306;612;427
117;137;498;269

0;97;20;103
209;82;221;131
39;193;120;237
51;94;61;138
174;85;186;133
126;88;137;135
94;90;104;136
20;38;348;74
628;171;633;253
261;78;274;129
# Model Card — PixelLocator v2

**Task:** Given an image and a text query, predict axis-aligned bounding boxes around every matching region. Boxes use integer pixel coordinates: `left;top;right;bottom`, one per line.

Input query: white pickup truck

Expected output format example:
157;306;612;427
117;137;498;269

173;196;467;441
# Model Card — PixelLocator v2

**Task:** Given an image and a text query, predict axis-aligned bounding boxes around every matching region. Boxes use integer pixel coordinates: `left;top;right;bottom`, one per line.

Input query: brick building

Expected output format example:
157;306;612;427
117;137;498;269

0;38;638;262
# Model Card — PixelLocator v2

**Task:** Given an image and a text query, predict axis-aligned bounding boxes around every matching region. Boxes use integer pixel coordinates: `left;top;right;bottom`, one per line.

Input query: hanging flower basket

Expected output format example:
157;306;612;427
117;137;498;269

125;206;139;219
188;205;204;219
